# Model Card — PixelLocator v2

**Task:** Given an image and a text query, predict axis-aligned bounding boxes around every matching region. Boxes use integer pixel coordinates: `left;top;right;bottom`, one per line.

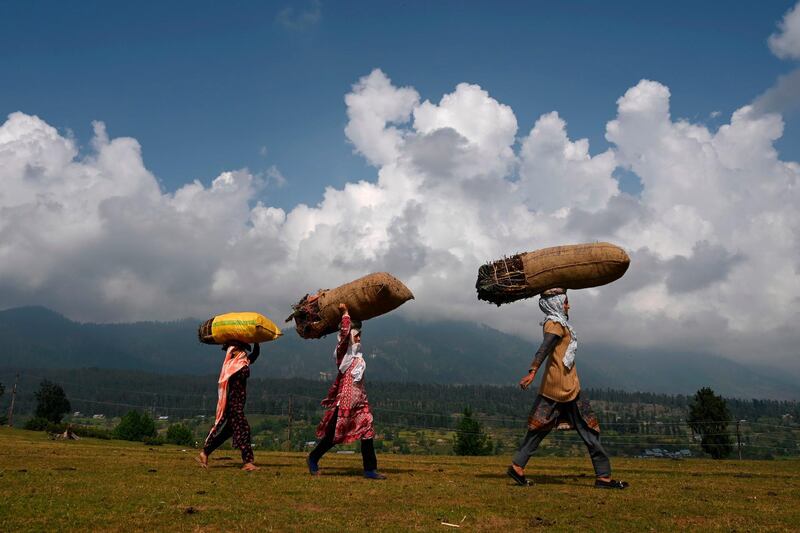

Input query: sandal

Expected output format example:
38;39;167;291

506;466;532;486
594;479;629;489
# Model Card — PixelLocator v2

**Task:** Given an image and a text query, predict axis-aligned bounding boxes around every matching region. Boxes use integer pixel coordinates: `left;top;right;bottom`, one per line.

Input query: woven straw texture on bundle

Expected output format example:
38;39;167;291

476;242;630;306
287;272;414;339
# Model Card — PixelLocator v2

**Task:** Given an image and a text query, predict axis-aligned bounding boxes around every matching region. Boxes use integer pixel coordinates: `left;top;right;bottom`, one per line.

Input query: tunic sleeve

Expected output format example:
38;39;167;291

335;313;352;361
529;333;561;373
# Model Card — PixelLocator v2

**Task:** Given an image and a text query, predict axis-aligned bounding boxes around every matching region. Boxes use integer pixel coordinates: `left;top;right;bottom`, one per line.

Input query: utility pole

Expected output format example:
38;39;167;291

736;419;745;460
7;373;19;427
287;395;293;450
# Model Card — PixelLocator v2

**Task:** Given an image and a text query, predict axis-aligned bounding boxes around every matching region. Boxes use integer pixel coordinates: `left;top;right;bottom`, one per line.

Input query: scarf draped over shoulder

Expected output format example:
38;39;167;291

212;346;250;431
538;291;578;369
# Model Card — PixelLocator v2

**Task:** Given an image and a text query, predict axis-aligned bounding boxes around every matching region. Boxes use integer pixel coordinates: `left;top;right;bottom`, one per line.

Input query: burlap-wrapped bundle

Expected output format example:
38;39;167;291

476;242;630;306
198;312;282;345
287;272;414;339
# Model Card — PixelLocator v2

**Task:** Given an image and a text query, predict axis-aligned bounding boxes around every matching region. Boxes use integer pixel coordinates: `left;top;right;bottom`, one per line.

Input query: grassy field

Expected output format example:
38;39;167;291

1;427;798;532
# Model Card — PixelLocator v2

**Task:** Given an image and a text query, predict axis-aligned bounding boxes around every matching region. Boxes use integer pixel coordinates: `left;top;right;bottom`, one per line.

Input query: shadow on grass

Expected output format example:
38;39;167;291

312;466;414;477
201;463;414;476
474;472;581;485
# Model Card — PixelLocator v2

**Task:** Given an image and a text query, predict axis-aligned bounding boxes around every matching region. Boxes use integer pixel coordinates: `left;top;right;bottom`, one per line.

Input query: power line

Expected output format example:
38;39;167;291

68;397;203;412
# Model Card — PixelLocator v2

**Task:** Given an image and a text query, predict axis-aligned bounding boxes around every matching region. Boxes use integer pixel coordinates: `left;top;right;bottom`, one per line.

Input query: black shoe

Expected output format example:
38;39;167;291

594;479;629;489
506;466;531;486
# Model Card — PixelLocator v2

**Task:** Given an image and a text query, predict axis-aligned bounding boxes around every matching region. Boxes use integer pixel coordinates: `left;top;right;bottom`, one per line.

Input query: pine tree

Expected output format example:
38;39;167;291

453;407;493;456
34;380;71;424
166;423;194;446
688;387;733;459
113;411;157;442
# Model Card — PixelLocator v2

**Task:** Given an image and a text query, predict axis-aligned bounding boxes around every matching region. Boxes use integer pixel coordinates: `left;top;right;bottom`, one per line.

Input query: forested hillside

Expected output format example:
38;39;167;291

1;306;798;399
2;367;798;458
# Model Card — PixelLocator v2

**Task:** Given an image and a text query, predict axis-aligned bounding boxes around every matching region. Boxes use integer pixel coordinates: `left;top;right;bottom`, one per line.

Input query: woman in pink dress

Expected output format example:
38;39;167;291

307;303;385;479
198;340;260;472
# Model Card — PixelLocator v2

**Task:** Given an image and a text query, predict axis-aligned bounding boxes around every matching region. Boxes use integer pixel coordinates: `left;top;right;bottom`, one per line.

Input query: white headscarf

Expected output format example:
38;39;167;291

337;327;365;379
539;292;578;369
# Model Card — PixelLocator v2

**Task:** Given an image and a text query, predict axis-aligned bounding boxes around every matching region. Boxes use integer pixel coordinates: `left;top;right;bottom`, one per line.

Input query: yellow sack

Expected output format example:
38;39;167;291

198;312;282;345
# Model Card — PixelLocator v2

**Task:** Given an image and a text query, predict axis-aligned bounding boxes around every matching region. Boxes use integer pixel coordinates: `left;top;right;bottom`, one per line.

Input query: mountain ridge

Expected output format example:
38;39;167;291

0;306;797;400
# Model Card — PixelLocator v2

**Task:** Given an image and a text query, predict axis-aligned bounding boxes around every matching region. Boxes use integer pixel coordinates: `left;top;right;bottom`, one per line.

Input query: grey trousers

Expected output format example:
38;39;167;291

512;400;611;478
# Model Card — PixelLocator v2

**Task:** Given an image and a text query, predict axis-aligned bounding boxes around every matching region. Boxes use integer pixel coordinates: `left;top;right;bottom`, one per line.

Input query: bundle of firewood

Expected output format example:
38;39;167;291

476;242;630;306
475;253;539;306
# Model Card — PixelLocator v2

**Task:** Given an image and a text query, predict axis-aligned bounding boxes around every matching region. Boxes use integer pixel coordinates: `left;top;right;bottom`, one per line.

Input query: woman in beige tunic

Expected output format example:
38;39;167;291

507;288;628;489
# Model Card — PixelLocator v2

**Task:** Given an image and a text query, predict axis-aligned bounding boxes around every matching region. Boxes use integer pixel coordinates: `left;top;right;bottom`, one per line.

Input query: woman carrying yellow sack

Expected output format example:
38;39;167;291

198;340;260;471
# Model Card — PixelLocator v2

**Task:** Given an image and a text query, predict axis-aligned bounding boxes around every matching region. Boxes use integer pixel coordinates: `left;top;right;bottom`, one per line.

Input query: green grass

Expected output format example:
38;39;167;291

1;427;798;532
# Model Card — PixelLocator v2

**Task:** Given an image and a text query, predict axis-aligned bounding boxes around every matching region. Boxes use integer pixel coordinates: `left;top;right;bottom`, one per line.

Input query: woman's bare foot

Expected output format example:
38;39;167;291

196;451;208;469
241;462;259;472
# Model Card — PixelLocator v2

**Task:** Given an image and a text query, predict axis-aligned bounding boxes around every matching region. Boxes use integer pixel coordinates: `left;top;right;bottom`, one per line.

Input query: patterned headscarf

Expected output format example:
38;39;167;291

538;289;578;369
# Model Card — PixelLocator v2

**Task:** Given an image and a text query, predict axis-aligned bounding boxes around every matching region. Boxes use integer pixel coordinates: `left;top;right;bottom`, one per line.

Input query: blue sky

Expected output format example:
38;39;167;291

1;1;797;208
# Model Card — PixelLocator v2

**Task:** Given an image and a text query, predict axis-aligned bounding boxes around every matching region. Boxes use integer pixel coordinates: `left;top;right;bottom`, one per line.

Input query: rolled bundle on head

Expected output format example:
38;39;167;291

476;242;630;306
198;312;282;345
286;272;414;339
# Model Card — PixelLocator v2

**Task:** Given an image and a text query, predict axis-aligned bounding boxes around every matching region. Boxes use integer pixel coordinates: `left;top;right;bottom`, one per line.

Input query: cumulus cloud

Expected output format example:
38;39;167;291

518;111;618;212
768;1;800;59
1;68;799;375
665;241;745;294
344;69;419;167
752;67;800;116
755;2;800;117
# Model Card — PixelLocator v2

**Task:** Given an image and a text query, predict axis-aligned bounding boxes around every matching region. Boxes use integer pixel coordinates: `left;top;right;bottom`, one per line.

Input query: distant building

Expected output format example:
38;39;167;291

73;411;82;417
92;414;105;419
158;416;169;421
642;448;688;459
